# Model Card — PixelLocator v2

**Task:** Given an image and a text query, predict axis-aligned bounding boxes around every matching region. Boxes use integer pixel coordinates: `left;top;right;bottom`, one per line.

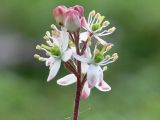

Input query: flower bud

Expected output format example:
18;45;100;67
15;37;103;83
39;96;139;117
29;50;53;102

64;9;81;32
52;6;67;25
73;5;84;17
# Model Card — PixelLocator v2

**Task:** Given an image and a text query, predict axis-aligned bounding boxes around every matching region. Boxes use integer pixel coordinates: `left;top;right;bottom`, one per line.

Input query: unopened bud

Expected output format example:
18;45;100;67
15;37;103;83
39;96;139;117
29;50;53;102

64;9;81;32
53;6;67;25
73;5;84;17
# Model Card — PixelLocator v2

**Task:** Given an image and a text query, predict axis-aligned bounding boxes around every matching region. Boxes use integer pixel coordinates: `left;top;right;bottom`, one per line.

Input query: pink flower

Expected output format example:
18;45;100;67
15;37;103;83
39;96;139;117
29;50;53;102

64;9;81;32
53;5;84;32
53;5;67;25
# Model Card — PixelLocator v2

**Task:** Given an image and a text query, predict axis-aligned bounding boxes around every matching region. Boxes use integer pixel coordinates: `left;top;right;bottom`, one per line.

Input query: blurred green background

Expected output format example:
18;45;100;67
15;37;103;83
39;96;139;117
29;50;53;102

0;0;160;120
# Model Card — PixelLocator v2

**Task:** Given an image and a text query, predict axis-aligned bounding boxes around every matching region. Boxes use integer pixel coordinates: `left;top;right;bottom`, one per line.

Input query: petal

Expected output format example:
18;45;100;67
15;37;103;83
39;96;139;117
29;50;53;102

60;27;69;52
81;82;91;100
94;36;108;45
96;67;111;91
61;49;73;62
80;32;90;42
81;62;89;74
57;74;77;86
45;57;55;68
47;59;61;82
87;65;101;88
73;54;89;63
81;17;90;31
95;80;111;92
84;47;92;58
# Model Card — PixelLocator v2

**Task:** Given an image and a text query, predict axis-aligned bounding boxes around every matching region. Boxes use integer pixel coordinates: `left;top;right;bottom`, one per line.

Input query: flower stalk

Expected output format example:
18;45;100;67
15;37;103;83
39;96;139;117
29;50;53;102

34;5;118;120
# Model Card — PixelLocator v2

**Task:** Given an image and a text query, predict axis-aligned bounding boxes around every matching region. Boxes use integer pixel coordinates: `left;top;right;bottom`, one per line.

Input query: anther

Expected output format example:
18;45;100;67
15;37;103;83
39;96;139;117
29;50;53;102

34;54;40;59
89;10;96;16
36;45;41;50
102;21;110;27
108;27;116;34
112;53;118;61
46;31;50;37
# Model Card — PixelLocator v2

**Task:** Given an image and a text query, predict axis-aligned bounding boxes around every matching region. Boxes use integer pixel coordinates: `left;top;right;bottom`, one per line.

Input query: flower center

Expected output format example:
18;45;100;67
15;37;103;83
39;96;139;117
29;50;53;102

94;52;104;63
50;46;61;56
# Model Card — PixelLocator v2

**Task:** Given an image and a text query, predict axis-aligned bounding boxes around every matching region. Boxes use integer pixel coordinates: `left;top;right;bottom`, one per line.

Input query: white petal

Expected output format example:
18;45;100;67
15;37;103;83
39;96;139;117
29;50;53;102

73;54;89;63
95;67;111;91
81;82;91;99
95;80;111;92
94;36;108;45
84;47;92;59
45;57;55;68
60;28;69;52
61;49;73;62
47;59;61;82
57;74;77;86
81;62;89;74
51;37;60;47
87;65;101;88
81;17;91;31
80;32;90;42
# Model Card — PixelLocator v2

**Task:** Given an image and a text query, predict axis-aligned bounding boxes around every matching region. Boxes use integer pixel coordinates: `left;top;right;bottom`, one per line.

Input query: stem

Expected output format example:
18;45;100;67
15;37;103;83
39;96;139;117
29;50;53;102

73;76;81;120
73;31;81;120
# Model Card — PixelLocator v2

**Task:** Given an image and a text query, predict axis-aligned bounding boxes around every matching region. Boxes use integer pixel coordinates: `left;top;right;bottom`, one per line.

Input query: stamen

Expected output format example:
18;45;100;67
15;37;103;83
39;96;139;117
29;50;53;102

46;40;53;46
41;44;51;51
34;54;40;59
46;31;51;37
112;53;118;61
91;13;100;26
92;42;99;59
51;24;58;31
108;27;116;34
103;66;108;71
88;10;95;25
39;57;45;61
36;45;41;50
95;14;101;24
98;16;105;25
102;21;110;27
43;35;49;40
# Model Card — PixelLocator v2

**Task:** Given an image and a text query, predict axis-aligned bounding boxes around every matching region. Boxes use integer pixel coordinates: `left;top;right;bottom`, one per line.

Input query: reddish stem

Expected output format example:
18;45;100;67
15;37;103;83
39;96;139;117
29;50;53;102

73;31;82;120
73;76;81;120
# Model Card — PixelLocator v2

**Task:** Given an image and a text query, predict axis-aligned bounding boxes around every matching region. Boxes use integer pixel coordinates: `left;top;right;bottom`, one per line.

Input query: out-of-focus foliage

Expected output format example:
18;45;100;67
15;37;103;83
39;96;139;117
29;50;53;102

0;0;160;120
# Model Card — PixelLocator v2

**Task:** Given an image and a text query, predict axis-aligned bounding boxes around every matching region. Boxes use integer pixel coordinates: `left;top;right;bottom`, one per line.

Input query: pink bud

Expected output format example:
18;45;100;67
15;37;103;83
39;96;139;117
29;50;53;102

52;6;67;25
64;9;81;32
73;5;84;17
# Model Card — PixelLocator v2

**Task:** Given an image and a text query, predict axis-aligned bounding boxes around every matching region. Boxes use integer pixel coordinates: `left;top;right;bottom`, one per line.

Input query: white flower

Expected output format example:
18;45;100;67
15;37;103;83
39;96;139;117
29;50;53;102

74;45;118;99
80;10;116;45
81;64;111;99
36;27;75;82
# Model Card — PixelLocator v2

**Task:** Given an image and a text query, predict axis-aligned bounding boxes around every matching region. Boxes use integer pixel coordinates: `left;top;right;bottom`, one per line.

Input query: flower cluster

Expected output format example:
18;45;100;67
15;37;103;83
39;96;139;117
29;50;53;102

34;5;118;99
